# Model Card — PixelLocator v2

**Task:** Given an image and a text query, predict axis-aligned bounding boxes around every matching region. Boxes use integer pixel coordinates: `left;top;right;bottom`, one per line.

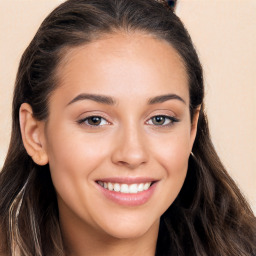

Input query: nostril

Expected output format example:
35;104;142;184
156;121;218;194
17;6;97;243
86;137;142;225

117;160;147;170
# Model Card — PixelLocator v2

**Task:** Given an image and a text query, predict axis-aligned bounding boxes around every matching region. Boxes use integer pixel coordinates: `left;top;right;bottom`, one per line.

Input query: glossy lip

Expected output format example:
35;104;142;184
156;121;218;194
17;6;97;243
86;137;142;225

95;177;159;206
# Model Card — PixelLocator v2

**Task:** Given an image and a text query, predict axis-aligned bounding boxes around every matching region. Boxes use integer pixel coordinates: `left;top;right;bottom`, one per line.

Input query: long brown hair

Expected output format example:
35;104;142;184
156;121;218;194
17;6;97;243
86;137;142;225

1;0;255;255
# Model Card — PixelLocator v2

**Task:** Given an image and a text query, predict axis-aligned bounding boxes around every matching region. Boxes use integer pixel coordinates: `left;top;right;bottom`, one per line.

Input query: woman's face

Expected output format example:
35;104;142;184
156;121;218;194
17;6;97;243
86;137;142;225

41;32;198;240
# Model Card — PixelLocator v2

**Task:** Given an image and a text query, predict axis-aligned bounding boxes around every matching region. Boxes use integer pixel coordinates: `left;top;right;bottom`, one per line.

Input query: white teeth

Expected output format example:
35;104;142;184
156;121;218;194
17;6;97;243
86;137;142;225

143;183;151;190
98;181;153;193
108;182;114;191
120;184;129;193
114;183;120;192
129;184;138;193
138;183;144;192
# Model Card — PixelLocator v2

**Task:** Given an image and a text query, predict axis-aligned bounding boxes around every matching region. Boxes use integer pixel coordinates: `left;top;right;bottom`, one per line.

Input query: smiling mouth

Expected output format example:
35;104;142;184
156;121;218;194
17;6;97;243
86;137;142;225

96;181;154;194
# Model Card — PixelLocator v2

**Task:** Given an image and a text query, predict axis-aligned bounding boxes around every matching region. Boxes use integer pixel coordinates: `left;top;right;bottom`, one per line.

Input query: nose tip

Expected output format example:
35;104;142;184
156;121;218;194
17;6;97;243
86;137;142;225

111;129;149;169
114;154;147;170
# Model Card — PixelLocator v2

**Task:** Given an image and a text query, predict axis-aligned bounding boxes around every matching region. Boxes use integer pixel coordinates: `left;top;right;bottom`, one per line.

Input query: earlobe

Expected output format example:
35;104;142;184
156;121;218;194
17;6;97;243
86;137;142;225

19;103;49;165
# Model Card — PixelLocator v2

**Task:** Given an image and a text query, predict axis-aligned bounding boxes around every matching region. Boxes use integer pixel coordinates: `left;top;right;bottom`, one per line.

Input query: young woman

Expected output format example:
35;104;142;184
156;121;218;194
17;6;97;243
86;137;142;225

0;0;255;255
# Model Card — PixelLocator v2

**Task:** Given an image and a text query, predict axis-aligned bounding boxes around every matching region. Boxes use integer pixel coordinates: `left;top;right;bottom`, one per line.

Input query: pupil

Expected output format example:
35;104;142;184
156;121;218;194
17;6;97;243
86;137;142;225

154;116;165;125
89;117;101;125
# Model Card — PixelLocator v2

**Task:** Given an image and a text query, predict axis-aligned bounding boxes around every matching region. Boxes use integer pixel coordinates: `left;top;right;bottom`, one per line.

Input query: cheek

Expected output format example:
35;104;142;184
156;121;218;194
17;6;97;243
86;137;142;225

46;126;108;176
45;126;117;206
150;127;191;206
44;126;113;220
159;139;189;184
152;127;191;173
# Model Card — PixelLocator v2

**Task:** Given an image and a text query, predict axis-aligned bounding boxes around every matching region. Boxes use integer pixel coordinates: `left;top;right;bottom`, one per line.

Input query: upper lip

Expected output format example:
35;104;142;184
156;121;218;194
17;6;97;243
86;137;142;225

96;177;159;184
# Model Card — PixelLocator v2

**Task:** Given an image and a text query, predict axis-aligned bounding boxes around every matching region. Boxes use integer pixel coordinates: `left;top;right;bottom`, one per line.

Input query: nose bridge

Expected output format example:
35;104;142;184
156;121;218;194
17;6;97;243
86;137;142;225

111;119;149;169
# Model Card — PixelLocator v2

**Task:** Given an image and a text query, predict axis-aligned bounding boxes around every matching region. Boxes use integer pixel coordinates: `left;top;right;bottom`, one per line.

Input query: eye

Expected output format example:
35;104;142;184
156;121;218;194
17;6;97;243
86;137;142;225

78;116;109;127
147;115;179;126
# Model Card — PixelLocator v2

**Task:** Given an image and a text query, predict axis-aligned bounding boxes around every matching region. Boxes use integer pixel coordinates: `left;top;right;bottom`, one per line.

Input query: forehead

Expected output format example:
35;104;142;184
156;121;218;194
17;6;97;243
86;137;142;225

53;31;189;105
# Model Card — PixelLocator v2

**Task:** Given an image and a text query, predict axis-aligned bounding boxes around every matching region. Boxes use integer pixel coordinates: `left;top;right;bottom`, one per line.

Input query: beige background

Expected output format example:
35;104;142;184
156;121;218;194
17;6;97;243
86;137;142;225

0;0;255;213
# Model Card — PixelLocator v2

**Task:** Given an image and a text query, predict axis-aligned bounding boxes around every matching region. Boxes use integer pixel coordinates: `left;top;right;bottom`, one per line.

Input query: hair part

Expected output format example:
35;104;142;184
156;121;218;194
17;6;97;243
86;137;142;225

1;0;255;255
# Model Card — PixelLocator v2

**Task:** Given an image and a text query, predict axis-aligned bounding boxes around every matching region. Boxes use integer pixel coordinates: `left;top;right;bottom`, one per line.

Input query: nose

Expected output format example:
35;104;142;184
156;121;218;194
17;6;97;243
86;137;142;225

111;124;149;169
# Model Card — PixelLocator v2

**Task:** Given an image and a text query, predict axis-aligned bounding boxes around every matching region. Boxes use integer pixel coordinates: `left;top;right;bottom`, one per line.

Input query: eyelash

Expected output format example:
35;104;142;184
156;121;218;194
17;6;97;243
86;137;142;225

77;115;179;129
77;115;110;128
147;115;179;127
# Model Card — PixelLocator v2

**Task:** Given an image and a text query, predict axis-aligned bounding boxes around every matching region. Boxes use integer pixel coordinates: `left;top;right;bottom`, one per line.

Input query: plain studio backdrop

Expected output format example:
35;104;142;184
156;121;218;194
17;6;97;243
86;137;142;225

0;0;255;213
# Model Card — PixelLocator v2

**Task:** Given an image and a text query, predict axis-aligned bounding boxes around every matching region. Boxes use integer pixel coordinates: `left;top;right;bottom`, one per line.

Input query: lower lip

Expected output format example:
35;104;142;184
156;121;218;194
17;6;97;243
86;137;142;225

96;182;158;206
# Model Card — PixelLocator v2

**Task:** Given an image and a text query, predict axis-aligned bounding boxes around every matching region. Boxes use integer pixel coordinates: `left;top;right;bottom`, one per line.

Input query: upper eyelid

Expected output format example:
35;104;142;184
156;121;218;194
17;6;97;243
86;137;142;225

146;114;176;120
146;108;177;117
77;112;110;121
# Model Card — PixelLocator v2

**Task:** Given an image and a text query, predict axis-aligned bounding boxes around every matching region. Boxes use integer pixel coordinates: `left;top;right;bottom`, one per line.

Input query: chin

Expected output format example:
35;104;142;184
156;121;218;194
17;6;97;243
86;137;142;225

98;216;159;240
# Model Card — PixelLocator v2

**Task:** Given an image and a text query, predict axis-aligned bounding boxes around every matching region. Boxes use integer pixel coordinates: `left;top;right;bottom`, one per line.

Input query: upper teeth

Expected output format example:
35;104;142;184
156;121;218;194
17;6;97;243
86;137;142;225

97;181;152;194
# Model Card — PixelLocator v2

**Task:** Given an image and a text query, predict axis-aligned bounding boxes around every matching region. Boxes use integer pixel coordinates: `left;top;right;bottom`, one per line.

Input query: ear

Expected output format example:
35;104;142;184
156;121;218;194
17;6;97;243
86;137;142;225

189;106;201;152
19;103;48;165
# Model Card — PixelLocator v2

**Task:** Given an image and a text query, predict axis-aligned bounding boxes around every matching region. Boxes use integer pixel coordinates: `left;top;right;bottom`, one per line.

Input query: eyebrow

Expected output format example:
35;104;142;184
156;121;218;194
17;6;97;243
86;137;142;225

67;93;117;106
147;94;186;105
67;93;186;106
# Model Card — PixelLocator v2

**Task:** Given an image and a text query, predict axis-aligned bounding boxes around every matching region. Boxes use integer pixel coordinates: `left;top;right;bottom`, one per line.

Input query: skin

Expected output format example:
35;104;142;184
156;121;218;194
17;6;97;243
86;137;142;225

20;31;200;256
